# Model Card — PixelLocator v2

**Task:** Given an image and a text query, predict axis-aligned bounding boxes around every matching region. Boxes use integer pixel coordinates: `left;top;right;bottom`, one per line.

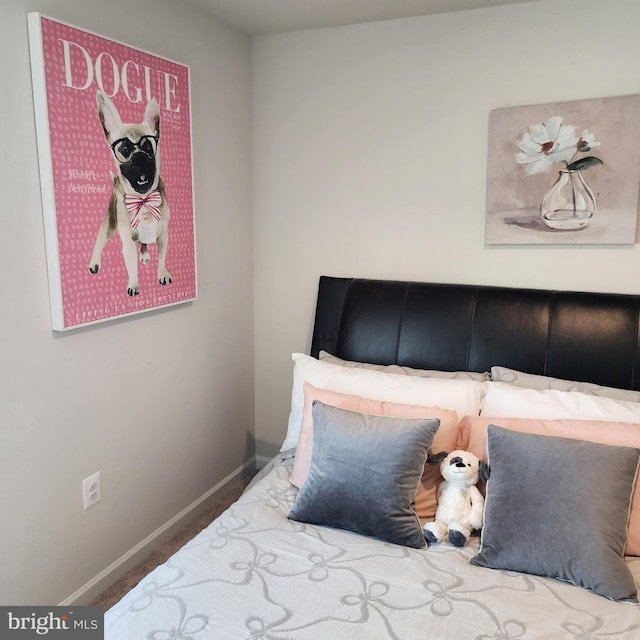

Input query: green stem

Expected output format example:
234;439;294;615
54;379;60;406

569;171;577;214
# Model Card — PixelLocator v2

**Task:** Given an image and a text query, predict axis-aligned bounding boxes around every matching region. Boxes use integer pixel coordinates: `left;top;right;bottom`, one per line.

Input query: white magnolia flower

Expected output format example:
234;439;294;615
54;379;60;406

577;129;600;153
515;116;578;175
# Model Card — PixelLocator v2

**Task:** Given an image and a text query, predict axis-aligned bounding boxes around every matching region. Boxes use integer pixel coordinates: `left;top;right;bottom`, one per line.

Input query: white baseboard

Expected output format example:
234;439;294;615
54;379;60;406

61;456;257;606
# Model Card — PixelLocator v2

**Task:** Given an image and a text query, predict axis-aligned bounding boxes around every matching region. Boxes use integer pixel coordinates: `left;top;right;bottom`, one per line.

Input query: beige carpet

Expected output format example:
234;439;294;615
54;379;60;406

90;469;258;611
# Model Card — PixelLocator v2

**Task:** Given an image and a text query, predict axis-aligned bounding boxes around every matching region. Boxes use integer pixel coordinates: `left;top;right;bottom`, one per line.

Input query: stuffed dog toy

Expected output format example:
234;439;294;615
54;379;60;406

423;450;489;547
88;90;171;296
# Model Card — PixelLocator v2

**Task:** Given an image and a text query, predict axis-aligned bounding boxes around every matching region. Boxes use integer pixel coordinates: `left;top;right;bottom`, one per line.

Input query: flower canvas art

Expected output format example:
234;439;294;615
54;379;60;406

485;95;640;244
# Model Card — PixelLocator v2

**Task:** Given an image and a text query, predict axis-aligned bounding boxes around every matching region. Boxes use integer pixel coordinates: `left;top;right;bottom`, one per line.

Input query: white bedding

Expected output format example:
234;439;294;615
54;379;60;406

105;456;640;639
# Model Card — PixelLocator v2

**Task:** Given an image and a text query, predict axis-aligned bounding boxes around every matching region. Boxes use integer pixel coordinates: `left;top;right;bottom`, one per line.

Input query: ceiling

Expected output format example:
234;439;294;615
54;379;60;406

185;0;540;35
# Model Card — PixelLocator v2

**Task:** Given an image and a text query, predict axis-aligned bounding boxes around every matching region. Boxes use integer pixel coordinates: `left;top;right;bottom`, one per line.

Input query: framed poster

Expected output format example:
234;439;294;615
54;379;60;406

27;13;196;330
485;95;640;245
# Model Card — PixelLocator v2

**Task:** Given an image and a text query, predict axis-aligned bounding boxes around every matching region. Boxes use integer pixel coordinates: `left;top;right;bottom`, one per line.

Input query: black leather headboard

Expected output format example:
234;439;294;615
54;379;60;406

311;276;640;392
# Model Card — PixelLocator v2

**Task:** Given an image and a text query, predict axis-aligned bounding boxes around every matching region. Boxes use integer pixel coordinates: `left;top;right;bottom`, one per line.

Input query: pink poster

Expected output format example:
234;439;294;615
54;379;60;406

28;13;196;330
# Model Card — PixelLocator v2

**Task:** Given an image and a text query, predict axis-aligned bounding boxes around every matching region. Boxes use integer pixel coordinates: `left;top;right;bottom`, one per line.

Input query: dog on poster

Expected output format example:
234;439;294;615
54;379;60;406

88;89;171;296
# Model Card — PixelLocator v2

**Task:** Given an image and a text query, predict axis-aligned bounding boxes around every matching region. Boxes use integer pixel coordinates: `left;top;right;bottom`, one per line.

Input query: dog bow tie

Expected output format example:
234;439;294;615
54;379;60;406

125;191;162;228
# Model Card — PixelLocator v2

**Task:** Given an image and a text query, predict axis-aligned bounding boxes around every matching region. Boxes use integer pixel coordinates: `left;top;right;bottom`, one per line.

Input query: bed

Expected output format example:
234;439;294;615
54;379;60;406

105;276;640;639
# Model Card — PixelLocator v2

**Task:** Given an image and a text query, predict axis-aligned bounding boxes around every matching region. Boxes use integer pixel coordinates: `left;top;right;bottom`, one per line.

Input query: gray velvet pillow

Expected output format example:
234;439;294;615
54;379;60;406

288;401;440;548
471;425;640;602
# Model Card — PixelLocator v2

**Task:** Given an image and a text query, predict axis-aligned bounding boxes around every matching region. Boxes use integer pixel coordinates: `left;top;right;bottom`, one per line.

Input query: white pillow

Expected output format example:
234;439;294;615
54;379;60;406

281;353;487;452
321;351;490;381
490;365;640;403
481;381;640;422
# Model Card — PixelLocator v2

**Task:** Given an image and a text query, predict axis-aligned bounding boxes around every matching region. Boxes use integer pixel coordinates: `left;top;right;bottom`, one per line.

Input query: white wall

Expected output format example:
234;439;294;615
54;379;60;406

0;0;253;604
252;0;640;456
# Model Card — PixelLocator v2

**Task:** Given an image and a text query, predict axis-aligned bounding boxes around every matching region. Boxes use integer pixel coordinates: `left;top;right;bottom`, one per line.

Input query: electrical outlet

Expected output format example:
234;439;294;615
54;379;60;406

82;472;102;510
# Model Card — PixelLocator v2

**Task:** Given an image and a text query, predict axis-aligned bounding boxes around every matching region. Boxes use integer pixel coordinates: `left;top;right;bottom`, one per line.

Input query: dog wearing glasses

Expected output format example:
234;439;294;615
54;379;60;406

88;90;171;296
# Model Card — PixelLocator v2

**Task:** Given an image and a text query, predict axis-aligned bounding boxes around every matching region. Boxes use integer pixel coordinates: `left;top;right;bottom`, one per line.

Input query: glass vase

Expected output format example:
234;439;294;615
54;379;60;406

540;169;596;230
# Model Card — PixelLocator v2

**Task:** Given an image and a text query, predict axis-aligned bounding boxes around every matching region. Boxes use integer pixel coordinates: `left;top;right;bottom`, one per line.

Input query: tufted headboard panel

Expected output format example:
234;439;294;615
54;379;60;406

310;276;640;391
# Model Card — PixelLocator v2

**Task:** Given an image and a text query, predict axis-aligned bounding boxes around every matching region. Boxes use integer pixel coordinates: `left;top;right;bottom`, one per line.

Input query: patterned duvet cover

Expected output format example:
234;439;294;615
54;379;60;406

104;455;640;639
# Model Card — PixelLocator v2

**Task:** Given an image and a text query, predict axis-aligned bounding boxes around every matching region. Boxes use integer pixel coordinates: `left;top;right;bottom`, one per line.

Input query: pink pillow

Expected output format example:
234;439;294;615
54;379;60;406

458;415;640;556
291;382;459;519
